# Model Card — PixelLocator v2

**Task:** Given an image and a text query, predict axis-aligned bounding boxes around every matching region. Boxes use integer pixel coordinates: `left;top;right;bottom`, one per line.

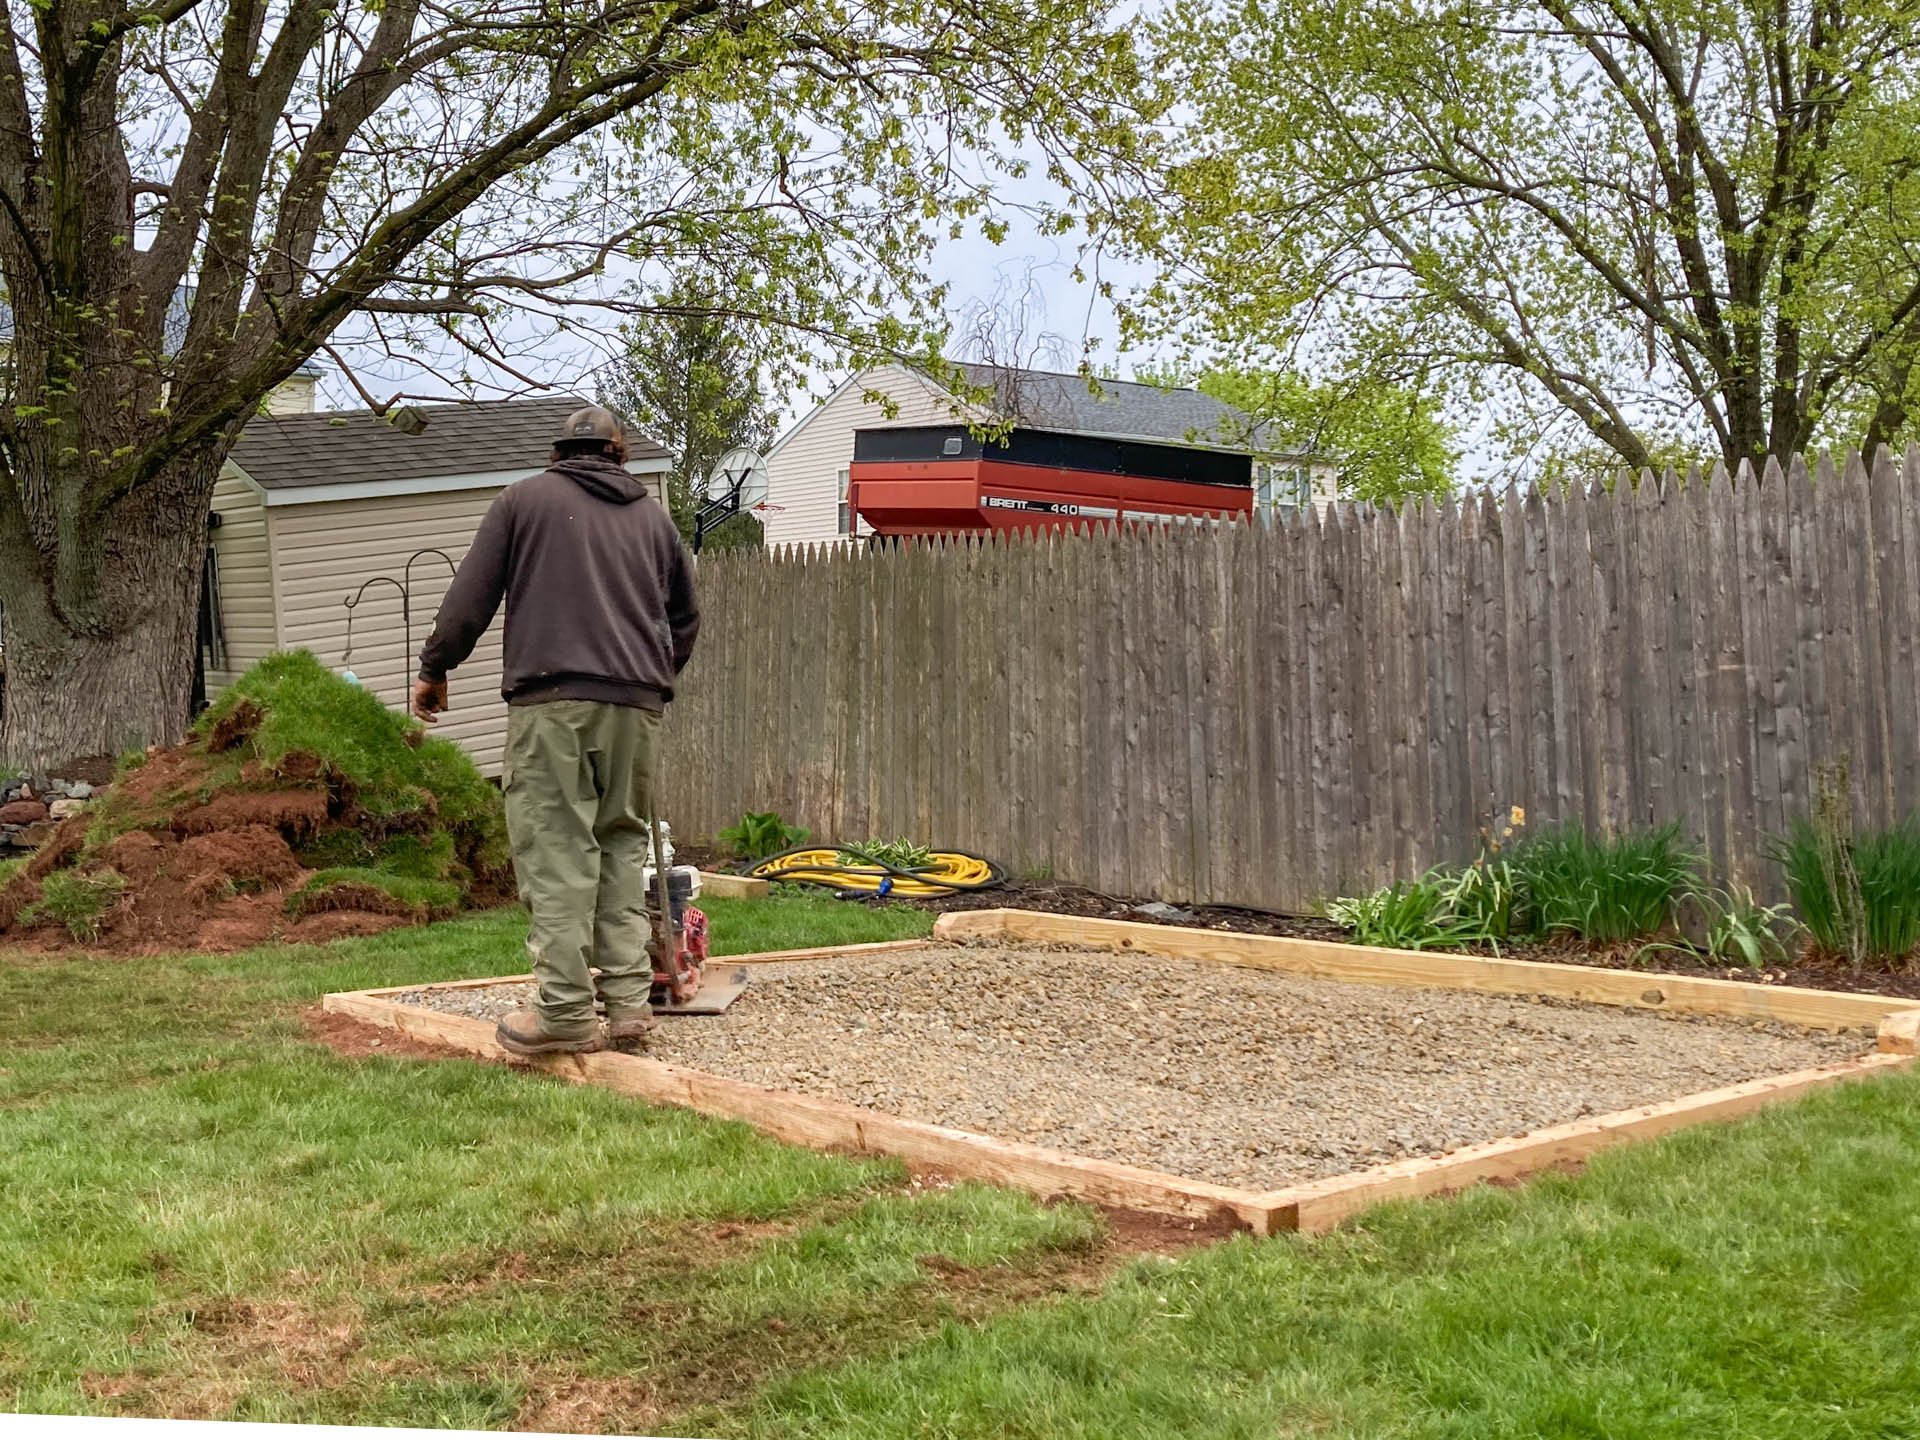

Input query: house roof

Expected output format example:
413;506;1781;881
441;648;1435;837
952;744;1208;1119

765;362;1309;468
948;363;1264;451
229;396;669;494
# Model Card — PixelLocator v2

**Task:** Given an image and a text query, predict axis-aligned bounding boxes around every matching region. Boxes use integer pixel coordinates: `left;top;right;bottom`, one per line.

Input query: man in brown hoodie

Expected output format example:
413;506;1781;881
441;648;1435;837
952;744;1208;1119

413;405;699;1056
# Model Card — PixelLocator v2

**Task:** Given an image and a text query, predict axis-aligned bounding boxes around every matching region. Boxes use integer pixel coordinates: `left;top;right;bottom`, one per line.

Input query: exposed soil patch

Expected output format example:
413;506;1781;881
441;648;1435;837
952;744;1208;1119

1074;1200;1237;1255
395;943;1866;1191
514;1373;664;1435
170;789;332;838
303;1009;477;1062
23;814;87;882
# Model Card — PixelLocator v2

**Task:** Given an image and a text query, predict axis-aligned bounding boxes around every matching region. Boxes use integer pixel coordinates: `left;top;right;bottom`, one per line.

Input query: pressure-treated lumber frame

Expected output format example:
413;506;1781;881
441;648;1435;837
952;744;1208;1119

325;911;1920;1235
694;871;769;900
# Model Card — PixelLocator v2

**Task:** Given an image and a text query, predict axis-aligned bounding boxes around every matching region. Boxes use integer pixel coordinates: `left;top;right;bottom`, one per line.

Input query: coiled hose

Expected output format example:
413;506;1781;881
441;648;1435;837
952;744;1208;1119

748;845;1005;898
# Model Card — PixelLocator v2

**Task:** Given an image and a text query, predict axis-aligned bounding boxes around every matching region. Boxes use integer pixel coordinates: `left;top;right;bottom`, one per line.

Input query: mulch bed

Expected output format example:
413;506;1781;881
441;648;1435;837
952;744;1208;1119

918;881;1920;1001
673;844;1920;1003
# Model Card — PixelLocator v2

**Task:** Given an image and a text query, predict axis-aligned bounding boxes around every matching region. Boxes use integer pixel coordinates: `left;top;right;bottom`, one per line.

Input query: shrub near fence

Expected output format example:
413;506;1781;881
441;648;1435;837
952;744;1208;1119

660;447;1920;913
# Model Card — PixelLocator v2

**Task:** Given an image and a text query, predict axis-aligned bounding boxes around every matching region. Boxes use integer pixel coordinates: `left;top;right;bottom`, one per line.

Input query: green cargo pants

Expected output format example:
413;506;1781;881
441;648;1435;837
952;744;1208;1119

503;700;662;1038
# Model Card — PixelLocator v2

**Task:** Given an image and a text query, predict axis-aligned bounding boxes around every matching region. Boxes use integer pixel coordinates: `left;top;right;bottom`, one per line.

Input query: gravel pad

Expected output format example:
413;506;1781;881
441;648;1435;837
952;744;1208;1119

392;942;1867;1188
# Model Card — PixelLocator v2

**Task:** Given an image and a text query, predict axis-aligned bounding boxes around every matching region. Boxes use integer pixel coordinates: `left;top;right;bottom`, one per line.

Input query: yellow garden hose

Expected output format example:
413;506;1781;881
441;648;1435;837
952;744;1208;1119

748;845;1005;898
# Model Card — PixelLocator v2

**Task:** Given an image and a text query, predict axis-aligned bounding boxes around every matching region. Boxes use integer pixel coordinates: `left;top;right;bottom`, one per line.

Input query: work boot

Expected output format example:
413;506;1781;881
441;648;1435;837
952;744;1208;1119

495;1007;603;1057
605;1005;658;1049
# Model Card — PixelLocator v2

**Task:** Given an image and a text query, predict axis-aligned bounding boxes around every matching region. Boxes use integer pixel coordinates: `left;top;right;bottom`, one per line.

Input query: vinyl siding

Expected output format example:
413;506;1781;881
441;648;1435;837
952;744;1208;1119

207;471;278;694
762;365;966;548
268;489;512;774
264;374;318;415
1254;458;1344;517
1311;462;1340;510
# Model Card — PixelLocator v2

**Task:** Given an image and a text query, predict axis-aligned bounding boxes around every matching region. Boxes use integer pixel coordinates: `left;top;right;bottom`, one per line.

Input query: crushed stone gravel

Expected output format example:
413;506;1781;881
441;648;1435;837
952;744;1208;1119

392;941;1870;1188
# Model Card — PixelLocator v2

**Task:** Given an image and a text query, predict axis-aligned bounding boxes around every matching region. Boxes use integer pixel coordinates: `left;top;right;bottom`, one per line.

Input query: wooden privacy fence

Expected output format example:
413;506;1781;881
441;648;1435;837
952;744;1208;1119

660;446;1920;912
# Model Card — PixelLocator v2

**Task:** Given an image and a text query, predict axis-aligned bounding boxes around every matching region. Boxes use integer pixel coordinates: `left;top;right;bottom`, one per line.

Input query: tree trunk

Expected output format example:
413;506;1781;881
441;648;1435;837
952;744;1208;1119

0;461;212;773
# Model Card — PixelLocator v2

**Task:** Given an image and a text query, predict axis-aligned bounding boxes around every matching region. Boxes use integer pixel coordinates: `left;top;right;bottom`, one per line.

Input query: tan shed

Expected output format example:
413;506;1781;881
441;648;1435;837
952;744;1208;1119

205;396;672;775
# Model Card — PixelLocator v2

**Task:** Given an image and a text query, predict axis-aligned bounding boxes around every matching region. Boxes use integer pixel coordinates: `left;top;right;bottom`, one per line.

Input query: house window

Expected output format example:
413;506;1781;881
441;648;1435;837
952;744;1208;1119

1256;463;1312;511
837;466;853;536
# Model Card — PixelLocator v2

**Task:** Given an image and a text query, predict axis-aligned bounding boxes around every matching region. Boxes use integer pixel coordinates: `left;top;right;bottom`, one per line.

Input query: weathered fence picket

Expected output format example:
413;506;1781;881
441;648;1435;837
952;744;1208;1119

663;450;1920;911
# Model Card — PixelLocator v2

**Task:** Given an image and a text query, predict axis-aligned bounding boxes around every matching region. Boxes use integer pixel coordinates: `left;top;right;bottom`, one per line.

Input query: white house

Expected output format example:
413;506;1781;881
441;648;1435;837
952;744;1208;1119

761;363;1337;548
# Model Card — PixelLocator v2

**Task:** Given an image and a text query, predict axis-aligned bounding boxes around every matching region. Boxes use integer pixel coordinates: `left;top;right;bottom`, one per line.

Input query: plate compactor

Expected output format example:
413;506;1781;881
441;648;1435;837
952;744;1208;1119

644;813;751;1017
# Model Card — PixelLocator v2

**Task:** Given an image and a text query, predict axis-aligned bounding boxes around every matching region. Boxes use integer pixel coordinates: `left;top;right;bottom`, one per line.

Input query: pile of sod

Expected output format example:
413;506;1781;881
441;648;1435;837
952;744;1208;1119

1;650;511;940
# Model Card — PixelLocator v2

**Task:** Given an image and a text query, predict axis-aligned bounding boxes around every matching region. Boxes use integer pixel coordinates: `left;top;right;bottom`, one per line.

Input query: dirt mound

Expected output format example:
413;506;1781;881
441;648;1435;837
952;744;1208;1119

0;650;512;955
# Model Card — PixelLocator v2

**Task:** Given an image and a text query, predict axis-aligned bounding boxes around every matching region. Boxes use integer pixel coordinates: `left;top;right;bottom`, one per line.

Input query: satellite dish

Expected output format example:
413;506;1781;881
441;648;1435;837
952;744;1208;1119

706;446;770;509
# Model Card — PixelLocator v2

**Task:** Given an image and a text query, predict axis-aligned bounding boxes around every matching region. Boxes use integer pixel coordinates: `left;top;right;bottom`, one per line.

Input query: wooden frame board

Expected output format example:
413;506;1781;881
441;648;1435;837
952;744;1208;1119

695;871;770;900
325;912;1920;1236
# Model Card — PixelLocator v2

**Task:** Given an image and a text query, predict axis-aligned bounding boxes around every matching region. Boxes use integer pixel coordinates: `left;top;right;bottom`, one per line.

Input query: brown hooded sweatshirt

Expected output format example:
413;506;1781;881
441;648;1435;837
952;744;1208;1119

417;454;700;710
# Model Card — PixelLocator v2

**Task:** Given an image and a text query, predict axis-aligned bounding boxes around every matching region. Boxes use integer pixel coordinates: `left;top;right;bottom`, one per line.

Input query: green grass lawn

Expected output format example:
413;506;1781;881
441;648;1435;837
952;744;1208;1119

6;891;1920;1436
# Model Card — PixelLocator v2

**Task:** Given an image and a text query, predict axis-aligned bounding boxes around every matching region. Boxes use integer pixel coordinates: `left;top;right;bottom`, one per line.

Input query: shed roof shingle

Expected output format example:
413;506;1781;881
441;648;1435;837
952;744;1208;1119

950;363;1263;449
230;396;668;492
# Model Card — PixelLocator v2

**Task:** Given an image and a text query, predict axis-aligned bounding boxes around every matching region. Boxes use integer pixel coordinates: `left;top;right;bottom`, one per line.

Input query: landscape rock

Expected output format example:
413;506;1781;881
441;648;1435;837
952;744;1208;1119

48;798;87;820
1131;901;1196;923
0;800;48;826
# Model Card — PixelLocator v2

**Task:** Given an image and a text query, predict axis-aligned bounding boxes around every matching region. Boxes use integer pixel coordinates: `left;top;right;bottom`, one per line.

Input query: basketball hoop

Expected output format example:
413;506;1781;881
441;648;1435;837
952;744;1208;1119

694;446;770;553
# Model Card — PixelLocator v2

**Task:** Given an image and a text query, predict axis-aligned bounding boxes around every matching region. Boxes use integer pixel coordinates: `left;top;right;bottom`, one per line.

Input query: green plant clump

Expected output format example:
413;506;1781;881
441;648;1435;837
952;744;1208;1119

1640;884;1798;969
720;811;811;862
1327;877;1488;951
837;838;935;871
1331;820;1705;955
1437;856;1519;943
1509;822;1697;944
1776;816;1920;970
1703;885;1797;968
20;868;127;941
